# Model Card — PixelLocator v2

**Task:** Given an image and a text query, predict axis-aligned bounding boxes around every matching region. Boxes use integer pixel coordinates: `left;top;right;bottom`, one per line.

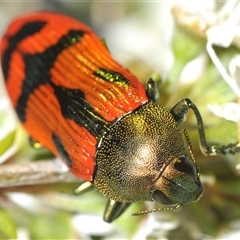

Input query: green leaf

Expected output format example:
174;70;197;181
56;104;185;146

186;203;218;236
29;212;73;239
0;209;17;239
168;26;205;87
0;131;15;156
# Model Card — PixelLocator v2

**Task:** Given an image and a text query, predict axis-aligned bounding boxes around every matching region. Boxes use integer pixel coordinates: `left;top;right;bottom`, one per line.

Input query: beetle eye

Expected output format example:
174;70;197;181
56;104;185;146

174;156;197;175
152;190;174;205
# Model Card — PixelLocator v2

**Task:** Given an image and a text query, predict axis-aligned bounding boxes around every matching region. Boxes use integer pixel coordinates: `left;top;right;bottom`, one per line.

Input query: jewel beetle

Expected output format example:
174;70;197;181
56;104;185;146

1;12;240;223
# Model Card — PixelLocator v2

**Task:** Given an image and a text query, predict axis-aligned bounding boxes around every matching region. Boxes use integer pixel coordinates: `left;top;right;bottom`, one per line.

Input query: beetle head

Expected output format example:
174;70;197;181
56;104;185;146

94;101;202;206
152;156;202;205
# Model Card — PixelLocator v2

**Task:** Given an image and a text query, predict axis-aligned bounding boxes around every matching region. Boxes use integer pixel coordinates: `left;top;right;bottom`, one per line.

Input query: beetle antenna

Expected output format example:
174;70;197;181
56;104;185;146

132;204;181;216
183;128;200;177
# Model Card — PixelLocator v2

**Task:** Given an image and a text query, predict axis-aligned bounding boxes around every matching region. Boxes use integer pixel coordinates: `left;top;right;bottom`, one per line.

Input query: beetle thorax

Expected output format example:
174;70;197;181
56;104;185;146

94;101;187;203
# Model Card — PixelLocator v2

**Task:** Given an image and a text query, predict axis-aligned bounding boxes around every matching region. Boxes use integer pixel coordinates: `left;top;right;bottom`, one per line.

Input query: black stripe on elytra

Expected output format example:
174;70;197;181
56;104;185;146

2;21;47;81
52;133;72;167
94;68;130;85
16;29;85;122
53;85;110;139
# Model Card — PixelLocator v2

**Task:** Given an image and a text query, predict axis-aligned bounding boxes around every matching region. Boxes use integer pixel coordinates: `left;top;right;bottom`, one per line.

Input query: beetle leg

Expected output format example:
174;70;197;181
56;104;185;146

145;78;160;103
170;98;240;156
103;199;131;223
29;137;43;149
74;181;95;194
